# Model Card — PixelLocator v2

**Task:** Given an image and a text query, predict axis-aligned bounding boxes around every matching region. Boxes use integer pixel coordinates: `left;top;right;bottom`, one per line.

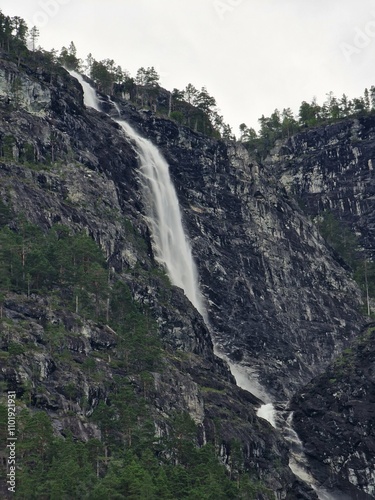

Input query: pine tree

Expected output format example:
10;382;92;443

59;41;81;70
29;26;39;51
364;88;370;112
370;86;375;111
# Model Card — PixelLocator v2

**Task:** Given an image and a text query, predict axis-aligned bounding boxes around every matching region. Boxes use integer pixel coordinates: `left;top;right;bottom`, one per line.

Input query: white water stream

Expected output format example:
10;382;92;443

257;404;338;500
115;119;207;319
69;71;205;318
70;71;102;112
256;403;277;428
70;71;339;499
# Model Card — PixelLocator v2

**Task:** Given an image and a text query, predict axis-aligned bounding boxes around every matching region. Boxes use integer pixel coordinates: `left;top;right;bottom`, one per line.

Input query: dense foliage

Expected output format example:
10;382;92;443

0;11;28;62
0;404;269;499
0;210;270;498
0;221;108;319
240;88;375;159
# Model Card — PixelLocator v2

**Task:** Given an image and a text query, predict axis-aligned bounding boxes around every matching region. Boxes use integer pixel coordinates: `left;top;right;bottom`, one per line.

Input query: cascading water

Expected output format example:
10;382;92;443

69;70;205;319
257;404;340;500
114;119;206;319
256;403;277;428
70;71;339;499
216;350;271;402
69;70;102;112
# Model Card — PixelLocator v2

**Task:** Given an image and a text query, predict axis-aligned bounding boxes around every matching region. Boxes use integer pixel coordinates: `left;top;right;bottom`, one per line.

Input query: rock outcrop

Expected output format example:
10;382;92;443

291;324;375;499
271;117;375;259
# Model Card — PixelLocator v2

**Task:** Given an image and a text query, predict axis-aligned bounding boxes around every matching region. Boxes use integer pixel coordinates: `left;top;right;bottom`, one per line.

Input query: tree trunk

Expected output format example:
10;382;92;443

365;260;370;316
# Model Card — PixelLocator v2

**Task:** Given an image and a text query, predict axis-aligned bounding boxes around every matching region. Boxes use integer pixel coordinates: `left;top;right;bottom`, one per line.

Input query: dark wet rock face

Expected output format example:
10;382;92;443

267;120;375;498
0;56;319;498
272;117;375;259
0;51;371;498
1;54;365;403
291;325;375;499
120;110;365;400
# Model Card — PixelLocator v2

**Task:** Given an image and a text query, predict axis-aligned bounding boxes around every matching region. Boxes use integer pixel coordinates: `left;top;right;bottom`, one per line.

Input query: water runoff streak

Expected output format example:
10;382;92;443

70;71;338;499
69;71;101;112
256;403;340;499
116;120;206;318
69;70;205;319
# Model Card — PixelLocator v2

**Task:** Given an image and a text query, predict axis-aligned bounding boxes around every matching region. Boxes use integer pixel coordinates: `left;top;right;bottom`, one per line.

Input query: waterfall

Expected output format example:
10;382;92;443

115;119;206;318
68;70;205;318
283;412;341;500
69;70;102;112
69;71;338;499
256;403;277;428
257;404;340;500
217;350;271;402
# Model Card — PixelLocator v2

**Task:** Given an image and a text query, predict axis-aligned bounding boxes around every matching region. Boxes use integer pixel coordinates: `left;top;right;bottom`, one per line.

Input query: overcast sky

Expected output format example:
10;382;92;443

4;0;375;133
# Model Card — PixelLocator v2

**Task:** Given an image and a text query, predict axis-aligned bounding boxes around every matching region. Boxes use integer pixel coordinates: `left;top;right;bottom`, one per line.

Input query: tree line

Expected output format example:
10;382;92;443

57;42;234;139
0;12;234;140
3;10;375;150
45;41;375;148
240;88;375;158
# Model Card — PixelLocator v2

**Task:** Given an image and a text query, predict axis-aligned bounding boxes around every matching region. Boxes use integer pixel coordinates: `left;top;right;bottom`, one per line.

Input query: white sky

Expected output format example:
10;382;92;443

4;0;375;133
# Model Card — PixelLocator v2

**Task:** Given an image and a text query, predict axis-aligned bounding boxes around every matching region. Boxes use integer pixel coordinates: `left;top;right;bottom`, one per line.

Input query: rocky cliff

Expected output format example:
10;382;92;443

268;119;375;499
0;50;318;498
0;46;370;498
271;117;375;260
118;102;365;401
290;323;375;499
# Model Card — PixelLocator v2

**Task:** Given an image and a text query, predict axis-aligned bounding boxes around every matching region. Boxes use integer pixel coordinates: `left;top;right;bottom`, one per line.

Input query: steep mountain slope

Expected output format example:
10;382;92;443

268;118;375;499
0;46;369;498
0;50;316;498
120;102;365;400
271;117;375;259
291;324;375;499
